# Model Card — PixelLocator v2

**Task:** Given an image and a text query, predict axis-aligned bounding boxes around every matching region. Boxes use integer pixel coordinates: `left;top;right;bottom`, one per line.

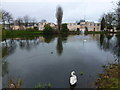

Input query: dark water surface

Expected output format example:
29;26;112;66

1;34;120;88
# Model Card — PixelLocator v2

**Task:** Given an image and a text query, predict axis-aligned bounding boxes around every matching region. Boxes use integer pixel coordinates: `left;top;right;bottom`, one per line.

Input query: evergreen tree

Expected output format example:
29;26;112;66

101;17;106;30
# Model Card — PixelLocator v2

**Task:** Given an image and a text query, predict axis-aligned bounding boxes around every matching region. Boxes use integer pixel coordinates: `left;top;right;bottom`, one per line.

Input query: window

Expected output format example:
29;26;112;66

90;24;92;26
97;24;99;26
80;24;83;26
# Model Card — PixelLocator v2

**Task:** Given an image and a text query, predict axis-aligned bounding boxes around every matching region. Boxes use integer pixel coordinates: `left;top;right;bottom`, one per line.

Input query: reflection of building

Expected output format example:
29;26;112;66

39;37;45;42
67;20;101;31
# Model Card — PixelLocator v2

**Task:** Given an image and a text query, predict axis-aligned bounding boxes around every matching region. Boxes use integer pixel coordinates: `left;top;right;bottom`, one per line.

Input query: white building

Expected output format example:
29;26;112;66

38;20;101;31
67;20;101;31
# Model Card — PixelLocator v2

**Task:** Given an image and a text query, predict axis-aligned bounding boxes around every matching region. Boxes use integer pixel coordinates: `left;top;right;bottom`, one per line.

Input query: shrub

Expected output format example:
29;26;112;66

61;23;69;33
26;28;35;31
43;24;54;34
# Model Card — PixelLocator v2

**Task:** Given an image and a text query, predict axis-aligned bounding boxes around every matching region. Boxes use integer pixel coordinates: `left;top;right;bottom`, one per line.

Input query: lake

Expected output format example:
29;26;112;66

1;34;120;88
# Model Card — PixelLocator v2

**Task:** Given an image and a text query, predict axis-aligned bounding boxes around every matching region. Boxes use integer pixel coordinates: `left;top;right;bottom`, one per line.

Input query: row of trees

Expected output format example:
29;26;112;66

43;23;69;34
1;6;68;32
100;1;120;31
1;10;37;30
2;10;13;29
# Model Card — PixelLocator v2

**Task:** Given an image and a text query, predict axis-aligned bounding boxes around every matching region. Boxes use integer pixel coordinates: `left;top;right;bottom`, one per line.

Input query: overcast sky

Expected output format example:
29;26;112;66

1;0;118;23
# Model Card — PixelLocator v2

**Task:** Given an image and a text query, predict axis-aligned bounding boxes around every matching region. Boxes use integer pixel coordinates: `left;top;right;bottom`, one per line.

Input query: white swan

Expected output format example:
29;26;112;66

70;71;77;85
83;40;87;42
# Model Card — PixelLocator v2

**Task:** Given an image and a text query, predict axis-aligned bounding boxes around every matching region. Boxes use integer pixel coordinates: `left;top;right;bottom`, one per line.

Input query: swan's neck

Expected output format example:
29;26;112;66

71;74;76;77
71;71;76;76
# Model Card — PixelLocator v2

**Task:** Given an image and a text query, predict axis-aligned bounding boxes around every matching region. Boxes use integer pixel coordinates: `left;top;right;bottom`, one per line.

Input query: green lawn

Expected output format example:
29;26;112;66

2;30;43;36
86;31;120;34
2;30;120;39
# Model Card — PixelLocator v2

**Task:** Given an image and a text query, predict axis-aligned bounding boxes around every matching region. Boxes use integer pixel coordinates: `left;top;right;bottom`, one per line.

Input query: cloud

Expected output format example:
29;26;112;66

2;0;117;23
2;0;118;3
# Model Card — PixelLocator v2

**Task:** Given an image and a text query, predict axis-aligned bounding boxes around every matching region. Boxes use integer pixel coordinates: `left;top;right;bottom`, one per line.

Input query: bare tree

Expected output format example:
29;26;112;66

31;17;36;26
15;17;24;30
1;10;9;29
1;10;13;30
102;12;115;31
116;1;120;30
41;19;46;23
17;17;23;26
23;15;31;27
7;14;13;30
56;6;63;31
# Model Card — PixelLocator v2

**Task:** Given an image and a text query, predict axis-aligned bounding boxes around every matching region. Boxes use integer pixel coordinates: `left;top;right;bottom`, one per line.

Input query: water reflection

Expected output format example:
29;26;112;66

2;60;8;77
1;34;120;88
56;34;68;56
56;36;63;56
19;38;40;51
2;35;69;58
2;39;17;58
99;34;120;58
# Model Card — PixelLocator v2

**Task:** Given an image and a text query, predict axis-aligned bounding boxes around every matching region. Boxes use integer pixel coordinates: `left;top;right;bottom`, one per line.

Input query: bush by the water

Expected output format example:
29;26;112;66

43;24;54;34
26;27;38;31
61;23;69;33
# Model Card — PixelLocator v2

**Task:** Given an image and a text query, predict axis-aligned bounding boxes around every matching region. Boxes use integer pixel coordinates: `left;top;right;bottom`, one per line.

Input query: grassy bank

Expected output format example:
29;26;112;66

2;30;43;36
2;30;120;39
2;30;80;38
2;30;43;39
86;31;120;34
95;63;120;89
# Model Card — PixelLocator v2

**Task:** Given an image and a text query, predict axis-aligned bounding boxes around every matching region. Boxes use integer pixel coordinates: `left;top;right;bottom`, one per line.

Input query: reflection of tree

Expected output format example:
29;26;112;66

2;60;8;77
100;35;110;51
18;37;40;51
2;47;9;58
61;34;68;43
56;36;63;56
56;34;68;56
115;35;120;57
43;35;56;43
99;34;120;58
100;34;104;48
2;39;17;77
26;38;31;51
2;39;17;58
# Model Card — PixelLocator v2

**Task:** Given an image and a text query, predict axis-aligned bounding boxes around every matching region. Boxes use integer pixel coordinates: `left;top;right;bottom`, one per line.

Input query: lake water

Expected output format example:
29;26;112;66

1;34;120;88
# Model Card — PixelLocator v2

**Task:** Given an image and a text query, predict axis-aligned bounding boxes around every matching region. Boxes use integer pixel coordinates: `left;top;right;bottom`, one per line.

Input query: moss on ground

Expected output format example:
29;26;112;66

95;63;120;89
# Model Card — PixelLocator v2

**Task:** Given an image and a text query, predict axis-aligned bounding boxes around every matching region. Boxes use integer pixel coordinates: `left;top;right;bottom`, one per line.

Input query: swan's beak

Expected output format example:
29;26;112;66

73;73;76;75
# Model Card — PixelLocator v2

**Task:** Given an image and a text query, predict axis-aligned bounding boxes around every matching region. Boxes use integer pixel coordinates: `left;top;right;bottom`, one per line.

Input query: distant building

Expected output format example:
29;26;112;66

11;23;38;30
67;20;101;31
86;21;100;31
67;23;78;31
41;19;47;23
12;25;26;30
4;19;101;31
